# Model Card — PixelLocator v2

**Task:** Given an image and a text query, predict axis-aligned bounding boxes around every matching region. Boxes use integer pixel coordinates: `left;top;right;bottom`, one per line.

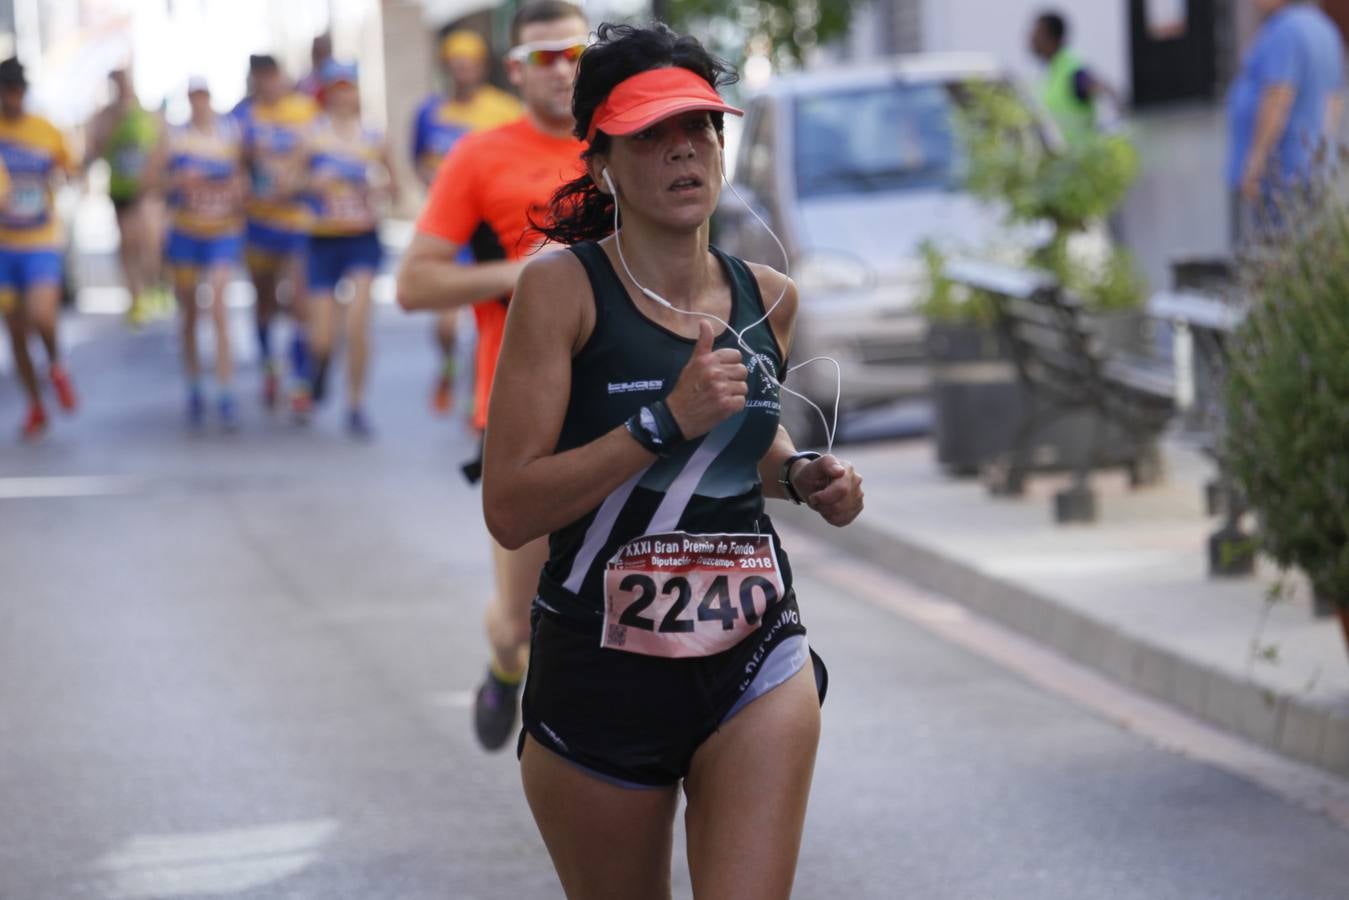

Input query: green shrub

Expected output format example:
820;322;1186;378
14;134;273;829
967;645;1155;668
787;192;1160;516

1226;189;1349;606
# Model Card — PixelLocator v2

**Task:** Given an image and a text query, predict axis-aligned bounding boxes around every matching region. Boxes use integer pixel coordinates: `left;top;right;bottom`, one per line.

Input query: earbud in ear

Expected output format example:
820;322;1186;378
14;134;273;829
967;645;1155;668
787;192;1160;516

602;168;616;194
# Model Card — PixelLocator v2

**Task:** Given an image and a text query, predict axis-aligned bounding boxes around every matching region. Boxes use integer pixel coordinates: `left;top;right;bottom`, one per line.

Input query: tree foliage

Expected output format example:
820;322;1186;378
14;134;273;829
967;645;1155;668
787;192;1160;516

659;0;855;66
922;83;1145;322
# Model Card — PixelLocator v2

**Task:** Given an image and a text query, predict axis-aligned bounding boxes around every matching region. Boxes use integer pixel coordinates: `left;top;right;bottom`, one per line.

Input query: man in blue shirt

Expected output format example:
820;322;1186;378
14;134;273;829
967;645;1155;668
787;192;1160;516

1228;0;1345;242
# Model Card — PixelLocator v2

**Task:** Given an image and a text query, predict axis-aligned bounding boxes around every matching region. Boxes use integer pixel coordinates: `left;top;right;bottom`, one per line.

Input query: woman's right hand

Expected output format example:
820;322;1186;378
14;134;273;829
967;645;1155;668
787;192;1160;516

665;320;748;439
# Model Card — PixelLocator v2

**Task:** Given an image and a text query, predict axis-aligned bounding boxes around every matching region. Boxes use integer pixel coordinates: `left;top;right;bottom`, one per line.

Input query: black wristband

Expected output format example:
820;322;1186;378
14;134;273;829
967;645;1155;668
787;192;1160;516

625;400;685;457
648;399;685;445
779;450;821;505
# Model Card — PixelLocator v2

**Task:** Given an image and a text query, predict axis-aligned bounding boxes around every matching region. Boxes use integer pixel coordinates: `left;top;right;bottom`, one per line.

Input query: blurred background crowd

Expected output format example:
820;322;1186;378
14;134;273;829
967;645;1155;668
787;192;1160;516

0;0;1344;445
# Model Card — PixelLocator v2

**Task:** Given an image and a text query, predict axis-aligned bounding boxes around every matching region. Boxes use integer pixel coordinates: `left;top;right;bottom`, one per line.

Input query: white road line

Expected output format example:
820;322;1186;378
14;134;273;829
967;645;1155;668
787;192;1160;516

786;528;1349;831
0;475;148;500
429;690;476;710
94;819;338;899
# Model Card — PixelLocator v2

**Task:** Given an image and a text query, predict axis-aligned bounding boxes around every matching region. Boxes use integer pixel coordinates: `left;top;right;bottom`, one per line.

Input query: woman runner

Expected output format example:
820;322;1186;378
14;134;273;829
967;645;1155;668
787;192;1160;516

154;77;246;429
482;23;864;899
302;61;396;438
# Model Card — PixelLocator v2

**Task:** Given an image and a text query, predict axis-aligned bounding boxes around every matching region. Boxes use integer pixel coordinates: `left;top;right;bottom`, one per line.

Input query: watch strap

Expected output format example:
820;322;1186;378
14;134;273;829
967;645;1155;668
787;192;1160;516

780;450;821;505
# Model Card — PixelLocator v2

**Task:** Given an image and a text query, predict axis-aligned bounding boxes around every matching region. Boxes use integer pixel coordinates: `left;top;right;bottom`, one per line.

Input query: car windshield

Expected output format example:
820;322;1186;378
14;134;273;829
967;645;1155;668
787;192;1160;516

793;81;972;199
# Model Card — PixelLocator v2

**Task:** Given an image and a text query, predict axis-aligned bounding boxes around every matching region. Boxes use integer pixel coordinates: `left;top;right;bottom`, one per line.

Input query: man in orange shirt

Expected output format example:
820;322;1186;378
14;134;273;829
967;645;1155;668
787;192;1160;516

410;28;523;416
397;0;588;751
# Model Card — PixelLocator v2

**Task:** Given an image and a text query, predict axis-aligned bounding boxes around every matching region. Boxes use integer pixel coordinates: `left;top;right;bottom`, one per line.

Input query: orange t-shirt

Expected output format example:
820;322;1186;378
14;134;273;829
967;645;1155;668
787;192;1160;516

416;117;585;430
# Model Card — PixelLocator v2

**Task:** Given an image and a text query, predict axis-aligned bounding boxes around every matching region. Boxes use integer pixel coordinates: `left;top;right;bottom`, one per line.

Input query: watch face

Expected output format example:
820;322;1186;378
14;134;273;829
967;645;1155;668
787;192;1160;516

639;406;662;446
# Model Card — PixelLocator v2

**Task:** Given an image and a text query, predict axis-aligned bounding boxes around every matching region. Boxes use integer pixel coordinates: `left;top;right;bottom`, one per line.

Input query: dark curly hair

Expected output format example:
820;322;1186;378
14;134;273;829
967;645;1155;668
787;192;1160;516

530;22;738;246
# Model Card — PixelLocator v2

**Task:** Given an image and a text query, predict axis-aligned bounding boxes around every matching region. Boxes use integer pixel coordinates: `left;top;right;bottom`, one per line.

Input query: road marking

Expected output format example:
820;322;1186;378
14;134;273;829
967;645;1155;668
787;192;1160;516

785;527;1349;831
429;690;475;710
0;475;147;499
94;819;337;899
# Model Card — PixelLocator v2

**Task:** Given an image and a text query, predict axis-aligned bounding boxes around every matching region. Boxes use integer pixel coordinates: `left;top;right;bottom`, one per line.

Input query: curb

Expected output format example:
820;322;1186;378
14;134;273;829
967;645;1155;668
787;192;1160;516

779;505;1349;780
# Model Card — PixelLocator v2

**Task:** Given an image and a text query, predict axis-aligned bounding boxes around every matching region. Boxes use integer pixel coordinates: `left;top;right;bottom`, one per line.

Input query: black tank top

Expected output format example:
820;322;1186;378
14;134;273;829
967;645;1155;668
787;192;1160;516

537;241;791;619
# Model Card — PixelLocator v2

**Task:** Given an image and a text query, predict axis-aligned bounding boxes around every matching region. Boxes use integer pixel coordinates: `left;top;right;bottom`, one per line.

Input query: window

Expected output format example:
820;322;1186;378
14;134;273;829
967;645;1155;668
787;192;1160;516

793;82;961;199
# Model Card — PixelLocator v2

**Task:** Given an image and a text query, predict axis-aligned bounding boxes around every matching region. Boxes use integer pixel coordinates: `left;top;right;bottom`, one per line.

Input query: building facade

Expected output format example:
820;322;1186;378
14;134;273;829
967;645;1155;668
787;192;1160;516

839;1;1349;286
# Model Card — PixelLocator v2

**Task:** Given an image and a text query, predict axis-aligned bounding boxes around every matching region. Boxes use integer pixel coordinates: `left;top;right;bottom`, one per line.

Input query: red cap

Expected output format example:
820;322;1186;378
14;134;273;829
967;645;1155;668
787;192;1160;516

587;66;742;143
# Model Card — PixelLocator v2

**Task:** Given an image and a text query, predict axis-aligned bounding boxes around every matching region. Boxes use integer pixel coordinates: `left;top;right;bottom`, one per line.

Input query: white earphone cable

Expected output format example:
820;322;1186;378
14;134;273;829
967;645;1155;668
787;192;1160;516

604;166;843;453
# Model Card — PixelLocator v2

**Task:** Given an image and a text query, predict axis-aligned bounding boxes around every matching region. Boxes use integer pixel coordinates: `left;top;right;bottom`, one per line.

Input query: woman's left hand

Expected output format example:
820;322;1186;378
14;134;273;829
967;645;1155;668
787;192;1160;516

792;455;863;527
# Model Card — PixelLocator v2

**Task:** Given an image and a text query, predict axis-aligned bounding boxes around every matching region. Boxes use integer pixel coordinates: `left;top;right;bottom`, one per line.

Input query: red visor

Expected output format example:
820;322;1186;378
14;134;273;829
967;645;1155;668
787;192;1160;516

587;66;742;142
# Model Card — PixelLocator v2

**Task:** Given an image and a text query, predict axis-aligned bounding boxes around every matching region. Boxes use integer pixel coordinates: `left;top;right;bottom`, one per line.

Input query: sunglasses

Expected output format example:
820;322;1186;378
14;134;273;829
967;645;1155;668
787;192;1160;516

507;40;588;66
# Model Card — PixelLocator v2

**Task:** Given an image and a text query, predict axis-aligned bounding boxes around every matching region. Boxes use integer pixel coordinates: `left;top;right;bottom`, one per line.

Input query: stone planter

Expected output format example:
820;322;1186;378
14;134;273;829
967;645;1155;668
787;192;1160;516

926;322;1019;476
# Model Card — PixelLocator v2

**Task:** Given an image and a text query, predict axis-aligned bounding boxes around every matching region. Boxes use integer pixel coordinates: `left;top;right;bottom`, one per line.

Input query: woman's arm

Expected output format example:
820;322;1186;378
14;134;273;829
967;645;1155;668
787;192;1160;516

142;129;171;196
483;252;645;549
484;252;751;549
378;142;401;209
749;265;864;526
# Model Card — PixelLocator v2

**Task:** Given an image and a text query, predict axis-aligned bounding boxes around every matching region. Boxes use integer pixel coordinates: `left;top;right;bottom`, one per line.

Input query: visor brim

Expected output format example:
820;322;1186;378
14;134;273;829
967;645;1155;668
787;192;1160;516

596;98;743;138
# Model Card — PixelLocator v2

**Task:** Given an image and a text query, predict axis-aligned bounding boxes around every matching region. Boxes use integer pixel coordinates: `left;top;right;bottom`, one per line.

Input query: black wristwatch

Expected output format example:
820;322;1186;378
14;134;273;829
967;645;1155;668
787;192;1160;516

779;451;821;505
625;400;685;457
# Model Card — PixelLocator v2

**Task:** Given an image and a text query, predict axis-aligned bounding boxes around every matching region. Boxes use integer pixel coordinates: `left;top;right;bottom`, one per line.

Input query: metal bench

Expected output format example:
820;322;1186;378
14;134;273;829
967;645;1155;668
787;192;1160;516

1148;285;1255;578
945;259;1176;523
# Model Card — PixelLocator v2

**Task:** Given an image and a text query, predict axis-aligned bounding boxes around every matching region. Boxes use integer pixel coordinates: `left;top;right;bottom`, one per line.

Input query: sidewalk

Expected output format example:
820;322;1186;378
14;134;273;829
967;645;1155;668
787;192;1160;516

782;438;1349;779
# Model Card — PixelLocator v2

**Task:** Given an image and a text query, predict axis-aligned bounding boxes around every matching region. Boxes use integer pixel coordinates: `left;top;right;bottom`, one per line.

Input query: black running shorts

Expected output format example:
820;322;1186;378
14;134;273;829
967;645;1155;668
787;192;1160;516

518;590;827;788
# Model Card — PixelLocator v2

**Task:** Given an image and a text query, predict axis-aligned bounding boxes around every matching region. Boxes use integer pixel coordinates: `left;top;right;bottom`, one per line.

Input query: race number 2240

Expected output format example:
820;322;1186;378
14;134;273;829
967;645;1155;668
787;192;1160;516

601;532;784;659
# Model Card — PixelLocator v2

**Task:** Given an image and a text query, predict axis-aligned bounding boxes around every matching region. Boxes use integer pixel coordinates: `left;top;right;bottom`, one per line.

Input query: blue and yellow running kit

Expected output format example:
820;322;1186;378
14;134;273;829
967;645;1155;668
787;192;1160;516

0;112;72;314
304;119;385;291
241;92;317;268
163;115;245;273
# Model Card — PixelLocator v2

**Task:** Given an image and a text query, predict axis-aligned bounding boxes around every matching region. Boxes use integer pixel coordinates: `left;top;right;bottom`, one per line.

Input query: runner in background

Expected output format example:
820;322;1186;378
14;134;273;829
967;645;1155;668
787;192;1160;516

0;57;79;440
296;34;334;100
397;0;589;751
411;29;522;416
88;68;168;326
230;55;265;126
239;55;318;417
152;76;246;431
302;61;396;439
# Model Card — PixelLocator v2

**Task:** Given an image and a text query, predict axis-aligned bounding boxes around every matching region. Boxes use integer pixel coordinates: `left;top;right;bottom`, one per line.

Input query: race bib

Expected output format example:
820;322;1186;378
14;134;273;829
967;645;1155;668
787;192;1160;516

323;188;373;229
5;178;46;225
251;164;280;199
602;532;784;659
185;181;235;220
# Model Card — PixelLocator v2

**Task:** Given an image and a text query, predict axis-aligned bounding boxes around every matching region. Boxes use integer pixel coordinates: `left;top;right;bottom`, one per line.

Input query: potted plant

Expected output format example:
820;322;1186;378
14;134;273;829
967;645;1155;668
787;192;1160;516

921;84;1148;475
1225;184;1349;655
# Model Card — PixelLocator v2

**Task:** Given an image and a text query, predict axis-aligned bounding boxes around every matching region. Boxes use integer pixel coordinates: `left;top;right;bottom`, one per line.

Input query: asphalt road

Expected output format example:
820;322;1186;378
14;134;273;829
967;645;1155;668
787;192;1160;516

2;309;1347;899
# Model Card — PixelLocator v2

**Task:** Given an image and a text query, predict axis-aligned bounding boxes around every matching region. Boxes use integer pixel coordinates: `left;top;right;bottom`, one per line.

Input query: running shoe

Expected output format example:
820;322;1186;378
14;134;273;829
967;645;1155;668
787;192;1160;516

20;405;47;441
310;360;329;407
154;286;176;318
218;393;238;432
473;665;522;751
49;363;78;413
432;373;454;415
262;365;279;411
126;293;149;328
187;386;205;430
346;408;374;440
290;385;313;423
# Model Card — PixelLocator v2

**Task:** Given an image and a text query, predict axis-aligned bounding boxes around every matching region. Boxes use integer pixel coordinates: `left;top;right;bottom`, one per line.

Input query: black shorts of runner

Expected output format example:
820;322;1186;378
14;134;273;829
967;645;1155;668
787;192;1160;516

517;590;827;788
